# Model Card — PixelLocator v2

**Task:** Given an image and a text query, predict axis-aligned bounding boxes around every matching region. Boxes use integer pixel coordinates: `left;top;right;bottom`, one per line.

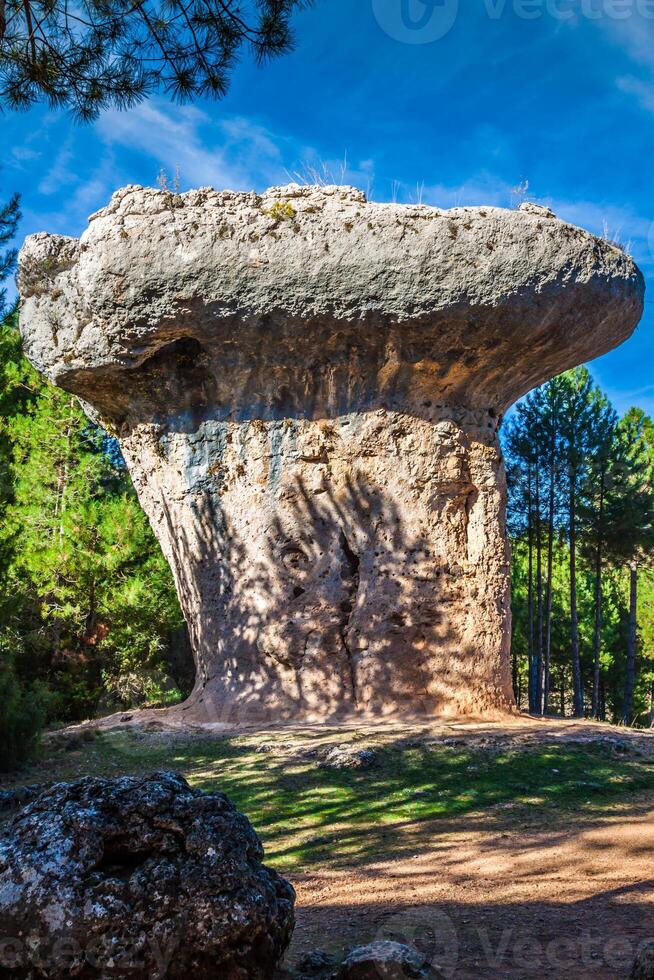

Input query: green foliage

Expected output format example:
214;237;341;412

0;193;20;317
0;188;189;753
0;318;187;729
0;655;48;771
603;408;654;567
0;0;313;120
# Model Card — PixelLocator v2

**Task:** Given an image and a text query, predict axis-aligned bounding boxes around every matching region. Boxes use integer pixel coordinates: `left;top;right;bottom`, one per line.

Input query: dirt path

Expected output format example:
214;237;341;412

285;800;654;978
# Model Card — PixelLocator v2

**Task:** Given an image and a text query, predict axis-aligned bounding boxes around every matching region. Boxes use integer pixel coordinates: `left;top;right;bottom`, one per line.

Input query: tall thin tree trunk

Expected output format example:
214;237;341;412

543;459;555;714
53;397;76;544
85;578;97;641
527;463;536;714
592;474;605;719
623;561;638;726
535;459;544;714
569;474;584;717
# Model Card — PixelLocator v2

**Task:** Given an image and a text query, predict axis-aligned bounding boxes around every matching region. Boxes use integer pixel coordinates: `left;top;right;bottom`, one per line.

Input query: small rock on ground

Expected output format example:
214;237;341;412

337;940;440;979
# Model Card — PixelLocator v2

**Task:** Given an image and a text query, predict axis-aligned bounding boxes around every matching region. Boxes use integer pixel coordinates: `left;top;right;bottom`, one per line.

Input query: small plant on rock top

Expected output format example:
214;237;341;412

264;201;297;222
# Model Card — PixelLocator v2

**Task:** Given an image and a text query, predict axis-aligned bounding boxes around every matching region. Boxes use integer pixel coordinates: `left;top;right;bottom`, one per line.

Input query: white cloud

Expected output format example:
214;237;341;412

38;139;77;195
595;13;654;112
600;11;654;69
22;153;122;240
11;146;41;163
94;101;290;191
617;73;654;110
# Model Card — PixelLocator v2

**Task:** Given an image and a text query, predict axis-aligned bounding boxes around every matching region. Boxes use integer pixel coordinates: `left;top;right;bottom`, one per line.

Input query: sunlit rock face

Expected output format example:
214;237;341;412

18;185;645;723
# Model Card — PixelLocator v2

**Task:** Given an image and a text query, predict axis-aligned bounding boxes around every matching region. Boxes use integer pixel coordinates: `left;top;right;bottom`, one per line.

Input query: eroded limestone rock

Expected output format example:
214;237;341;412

0;772;294;978
18;184;645;723
631;941;654;979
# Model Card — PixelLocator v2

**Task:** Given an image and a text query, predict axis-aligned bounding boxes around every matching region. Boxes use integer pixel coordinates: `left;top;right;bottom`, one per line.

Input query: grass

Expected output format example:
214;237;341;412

4;729;654;873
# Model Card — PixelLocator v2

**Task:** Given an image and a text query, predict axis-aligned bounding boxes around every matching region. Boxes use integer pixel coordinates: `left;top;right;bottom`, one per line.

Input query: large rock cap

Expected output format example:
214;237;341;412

18;185;644;424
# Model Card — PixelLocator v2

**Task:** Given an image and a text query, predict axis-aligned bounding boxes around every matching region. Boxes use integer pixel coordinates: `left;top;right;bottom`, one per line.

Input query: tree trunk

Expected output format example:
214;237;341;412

527;463;536;714
543;458;555;714
85;577;97;642
592;474;605;719
569;474;584;717
623;561;638;726
535;459;544;714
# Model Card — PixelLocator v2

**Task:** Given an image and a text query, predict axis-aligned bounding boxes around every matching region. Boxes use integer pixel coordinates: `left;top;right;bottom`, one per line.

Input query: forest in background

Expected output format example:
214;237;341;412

505;370;654;725
0;313;191;760
2;191;654;771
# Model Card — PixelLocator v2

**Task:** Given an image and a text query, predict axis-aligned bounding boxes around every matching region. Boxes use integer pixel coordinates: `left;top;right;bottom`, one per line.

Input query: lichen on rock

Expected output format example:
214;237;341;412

18;184;645;723
0;772;295;978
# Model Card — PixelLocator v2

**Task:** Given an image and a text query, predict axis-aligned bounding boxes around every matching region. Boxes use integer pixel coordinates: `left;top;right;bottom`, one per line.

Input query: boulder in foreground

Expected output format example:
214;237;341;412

631;941;654;979
0;772;294;978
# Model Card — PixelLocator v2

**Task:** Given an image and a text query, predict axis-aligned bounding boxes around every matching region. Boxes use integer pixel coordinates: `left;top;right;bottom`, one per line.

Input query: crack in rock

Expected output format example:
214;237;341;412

338;530;361;706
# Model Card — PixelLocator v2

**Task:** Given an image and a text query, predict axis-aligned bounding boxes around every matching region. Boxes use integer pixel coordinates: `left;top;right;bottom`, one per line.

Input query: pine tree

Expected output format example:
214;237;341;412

529;378;566;714
1;0;314;119
557;368;606;717
504;368;652;723
0;192;20;317
505;404;541;713
0;320;185;721
602;409;654;725
579;389;618;718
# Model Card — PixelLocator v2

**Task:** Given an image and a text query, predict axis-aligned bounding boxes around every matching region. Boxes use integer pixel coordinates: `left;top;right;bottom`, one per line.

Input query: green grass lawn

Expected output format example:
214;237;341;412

3;728;654;872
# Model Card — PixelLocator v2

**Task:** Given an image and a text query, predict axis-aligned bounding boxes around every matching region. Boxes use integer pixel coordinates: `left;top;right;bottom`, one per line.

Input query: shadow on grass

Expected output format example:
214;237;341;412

7;731;654;874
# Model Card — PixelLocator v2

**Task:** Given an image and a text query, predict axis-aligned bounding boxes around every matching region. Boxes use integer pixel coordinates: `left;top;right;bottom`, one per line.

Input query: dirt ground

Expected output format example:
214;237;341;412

286;804;654;978
273;716;654;979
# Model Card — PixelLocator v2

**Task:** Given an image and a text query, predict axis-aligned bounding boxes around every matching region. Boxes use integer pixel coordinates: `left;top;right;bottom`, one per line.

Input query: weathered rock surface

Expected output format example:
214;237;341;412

18;184;645;723
0;772;294;978
337;940;437;979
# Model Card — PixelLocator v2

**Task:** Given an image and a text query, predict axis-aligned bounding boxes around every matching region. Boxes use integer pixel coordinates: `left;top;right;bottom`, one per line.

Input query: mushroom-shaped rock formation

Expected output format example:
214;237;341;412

18;185;645;724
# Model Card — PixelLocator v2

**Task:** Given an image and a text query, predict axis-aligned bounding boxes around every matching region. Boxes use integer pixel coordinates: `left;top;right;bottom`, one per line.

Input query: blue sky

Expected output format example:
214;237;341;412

3;0;654;415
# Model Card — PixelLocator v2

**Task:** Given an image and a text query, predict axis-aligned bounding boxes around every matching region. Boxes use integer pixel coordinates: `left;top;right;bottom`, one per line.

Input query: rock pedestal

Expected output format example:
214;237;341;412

18;185;644;723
